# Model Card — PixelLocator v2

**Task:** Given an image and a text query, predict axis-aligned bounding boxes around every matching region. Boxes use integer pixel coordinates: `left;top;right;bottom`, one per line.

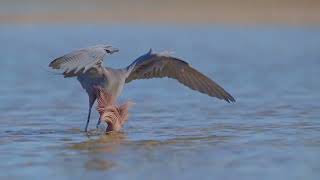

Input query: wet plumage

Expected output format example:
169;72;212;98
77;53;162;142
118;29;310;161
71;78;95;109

95;86;133;132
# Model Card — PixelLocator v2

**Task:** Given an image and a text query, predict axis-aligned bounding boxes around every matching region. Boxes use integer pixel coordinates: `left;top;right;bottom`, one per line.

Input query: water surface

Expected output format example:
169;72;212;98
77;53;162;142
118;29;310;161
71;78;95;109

0;25;319;179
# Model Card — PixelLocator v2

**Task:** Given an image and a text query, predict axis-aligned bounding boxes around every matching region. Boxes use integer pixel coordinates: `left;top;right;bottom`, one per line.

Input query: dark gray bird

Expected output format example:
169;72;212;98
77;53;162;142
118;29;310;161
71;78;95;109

49;44;235;132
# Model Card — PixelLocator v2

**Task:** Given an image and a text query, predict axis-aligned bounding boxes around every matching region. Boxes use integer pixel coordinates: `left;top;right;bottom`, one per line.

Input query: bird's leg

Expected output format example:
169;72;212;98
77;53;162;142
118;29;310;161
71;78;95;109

85;105;92;132
85;95;96;132
96;117;101;129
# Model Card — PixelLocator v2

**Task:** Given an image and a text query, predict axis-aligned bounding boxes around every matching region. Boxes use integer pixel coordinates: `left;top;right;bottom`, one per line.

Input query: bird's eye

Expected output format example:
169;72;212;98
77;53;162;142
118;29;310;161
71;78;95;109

105;49;111;53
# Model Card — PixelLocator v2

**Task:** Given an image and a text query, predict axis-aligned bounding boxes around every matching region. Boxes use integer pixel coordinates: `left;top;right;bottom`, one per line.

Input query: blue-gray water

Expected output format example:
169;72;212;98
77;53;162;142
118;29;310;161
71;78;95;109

0;25;319;180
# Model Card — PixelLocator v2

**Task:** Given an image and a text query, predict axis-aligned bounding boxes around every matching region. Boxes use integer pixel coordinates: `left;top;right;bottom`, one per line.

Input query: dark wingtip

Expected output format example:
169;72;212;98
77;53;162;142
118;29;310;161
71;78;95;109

48;61;54;68
225;95;236;103
148;48;153;54
49;58;60;69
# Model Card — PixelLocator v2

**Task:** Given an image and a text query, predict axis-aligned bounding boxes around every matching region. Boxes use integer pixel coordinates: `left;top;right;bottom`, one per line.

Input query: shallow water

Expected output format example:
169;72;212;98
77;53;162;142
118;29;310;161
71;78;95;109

0;25;319;180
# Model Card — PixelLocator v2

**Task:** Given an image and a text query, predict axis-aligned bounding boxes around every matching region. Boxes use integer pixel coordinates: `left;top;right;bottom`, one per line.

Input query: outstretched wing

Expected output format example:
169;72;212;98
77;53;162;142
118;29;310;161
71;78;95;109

49;45;108;78
125;50;235;102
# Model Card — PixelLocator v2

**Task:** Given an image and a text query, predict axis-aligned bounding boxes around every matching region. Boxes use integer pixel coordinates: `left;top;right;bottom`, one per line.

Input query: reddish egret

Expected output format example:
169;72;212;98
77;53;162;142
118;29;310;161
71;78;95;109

49;45;235;132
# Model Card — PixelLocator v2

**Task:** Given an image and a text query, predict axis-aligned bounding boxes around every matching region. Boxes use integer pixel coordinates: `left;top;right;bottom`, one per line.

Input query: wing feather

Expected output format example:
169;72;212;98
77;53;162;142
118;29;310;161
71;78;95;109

125;50;235;102
49;45;108;78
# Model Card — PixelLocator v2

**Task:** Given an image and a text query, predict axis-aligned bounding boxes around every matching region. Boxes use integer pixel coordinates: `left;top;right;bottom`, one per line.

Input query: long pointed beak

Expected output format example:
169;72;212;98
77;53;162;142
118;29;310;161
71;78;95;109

109;47;119;54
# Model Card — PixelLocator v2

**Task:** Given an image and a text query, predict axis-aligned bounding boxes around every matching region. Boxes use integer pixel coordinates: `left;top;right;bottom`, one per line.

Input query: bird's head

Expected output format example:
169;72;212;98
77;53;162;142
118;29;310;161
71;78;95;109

103;45;119;54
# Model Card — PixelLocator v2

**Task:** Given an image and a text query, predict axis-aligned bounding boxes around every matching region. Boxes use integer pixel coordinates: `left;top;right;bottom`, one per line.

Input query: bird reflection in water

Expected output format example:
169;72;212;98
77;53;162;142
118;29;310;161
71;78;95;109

70;131;127;153
69;132;127;171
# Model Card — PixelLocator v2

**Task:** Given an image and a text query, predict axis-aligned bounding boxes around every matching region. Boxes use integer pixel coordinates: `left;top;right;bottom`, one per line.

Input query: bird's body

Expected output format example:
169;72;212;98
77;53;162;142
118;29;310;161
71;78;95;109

49;44;235;132
77;67;126;99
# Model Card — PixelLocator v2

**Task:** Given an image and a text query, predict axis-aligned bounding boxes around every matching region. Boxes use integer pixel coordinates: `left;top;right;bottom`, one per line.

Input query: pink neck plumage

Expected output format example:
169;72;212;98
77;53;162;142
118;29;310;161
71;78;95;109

94;86;133;132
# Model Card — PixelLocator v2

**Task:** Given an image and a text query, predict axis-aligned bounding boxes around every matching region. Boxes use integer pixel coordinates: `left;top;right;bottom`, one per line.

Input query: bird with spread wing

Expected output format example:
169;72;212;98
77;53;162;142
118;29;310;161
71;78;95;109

49;45;235;132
